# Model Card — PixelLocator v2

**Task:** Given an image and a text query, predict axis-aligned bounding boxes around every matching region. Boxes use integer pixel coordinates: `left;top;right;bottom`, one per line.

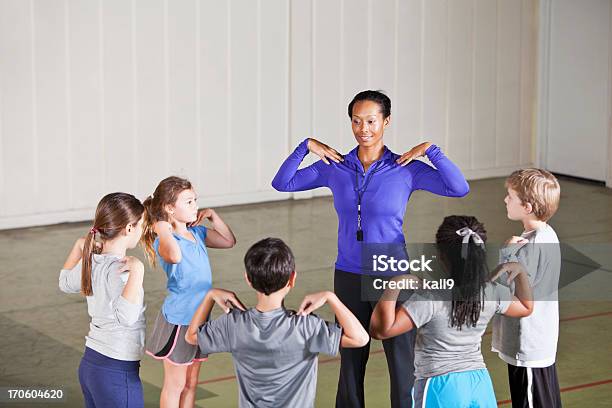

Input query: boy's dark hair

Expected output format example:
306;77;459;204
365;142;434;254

347;90;391;119
244;238;295;296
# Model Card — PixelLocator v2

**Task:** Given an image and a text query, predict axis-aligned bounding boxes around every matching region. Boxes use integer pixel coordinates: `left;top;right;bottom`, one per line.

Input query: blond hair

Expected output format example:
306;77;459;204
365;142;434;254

505;168;560;221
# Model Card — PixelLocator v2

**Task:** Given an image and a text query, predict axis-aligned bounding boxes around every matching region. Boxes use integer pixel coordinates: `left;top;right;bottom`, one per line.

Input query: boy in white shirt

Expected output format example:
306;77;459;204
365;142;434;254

492;168;562;407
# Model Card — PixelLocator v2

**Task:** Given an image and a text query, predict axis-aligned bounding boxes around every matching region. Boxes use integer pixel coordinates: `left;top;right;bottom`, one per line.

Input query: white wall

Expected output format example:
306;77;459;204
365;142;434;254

291;0;538;199
538;0;611;182
0;0;538;229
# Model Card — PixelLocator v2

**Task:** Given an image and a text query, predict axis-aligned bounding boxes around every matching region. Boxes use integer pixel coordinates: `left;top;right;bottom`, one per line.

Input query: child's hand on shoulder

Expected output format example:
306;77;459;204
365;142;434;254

490;261;527;284
118;256;145;275
207;288;246;314
189;208;216;226
505;235;528;246
297;291;335;316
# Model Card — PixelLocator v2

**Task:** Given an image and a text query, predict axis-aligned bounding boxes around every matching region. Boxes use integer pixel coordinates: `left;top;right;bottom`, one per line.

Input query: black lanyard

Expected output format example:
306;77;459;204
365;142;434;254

355;166;380;241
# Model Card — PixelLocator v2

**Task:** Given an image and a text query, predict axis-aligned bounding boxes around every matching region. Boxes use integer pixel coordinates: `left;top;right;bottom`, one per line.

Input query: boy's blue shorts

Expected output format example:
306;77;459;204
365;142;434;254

412;369;497;408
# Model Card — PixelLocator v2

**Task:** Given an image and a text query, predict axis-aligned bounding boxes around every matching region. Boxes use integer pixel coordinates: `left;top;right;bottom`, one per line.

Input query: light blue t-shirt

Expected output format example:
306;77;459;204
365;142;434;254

154;225;212;325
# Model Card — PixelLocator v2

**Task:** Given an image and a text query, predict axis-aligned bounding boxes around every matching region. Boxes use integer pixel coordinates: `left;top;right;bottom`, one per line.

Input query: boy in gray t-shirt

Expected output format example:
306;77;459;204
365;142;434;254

185;238;369;408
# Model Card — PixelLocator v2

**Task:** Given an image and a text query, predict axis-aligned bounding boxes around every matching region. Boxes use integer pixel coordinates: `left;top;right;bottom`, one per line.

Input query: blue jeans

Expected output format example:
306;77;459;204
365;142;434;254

78;347;143;408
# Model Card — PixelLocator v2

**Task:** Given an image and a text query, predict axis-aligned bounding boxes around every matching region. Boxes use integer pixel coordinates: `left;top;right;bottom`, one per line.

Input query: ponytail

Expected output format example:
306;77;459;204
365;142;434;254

140;176;193;268
435;215;489;330
80;193;144;297
80;228;99;296
141;196;158;267
449;242;488;330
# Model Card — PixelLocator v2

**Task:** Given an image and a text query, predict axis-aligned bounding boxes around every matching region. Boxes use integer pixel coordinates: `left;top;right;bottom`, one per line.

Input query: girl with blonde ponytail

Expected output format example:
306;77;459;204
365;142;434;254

59;192;146;408
141;176;236;408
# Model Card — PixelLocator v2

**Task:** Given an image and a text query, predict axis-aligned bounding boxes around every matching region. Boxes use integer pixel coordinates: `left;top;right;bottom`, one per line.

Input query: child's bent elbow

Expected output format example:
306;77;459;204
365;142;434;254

358;332;370;347
341;335;370;348
164;253;182;264
58;271;78;294
368;328;386;341
373;333;387;341
58;282;79;294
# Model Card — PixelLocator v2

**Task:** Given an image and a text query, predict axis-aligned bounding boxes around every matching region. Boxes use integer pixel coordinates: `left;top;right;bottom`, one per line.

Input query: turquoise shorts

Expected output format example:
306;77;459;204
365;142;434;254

412;369;497;408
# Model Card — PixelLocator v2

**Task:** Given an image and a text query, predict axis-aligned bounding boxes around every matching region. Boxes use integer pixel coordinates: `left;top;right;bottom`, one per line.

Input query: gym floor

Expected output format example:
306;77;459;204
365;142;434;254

1;177;610;407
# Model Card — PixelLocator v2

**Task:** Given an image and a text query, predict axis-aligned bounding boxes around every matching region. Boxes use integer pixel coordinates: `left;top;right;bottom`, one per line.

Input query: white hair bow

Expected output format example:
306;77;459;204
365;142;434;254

456;227;485;258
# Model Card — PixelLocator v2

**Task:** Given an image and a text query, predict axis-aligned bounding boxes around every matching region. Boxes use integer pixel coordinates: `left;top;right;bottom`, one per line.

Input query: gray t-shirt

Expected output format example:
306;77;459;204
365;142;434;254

403;282;512;379
59;253;146;361
197;307;342;408
492;223;560;364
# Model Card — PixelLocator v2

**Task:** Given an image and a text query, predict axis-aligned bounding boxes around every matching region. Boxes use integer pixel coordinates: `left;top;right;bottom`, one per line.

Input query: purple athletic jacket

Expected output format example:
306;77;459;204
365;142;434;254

272;139;469;274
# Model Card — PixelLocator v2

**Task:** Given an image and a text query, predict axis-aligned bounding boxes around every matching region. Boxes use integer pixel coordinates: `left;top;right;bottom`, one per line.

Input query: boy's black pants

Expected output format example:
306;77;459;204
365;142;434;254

508;363;562;407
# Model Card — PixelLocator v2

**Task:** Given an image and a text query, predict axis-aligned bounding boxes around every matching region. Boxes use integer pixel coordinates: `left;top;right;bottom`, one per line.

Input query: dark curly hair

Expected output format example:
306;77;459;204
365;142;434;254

435;215;488;330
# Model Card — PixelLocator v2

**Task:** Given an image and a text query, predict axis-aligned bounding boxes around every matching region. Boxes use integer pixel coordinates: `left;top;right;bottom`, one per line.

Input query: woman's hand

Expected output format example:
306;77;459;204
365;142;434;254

189;208;215;227
396;141;433;166
307;138;344;165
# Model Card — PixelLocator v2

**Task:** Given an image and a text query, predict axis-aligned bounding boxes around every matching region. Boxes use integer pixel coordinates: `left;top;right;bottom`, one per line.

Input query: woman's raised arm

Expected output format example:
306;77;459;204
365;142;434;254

271;138;341;192
403;143;470;197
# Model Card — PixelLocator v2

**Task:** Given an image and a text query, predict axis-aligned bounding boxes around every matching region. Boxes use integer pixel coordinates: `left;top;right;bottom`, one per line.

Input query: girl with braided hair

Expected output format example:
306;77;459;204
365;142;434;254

370;215;534;407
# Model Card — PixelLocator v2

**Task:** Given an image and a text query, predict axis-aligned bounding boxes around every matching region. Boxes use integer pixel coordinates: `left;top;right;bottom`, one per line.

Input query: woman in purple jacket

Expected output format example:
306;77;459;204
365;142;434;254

272;90;469;408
